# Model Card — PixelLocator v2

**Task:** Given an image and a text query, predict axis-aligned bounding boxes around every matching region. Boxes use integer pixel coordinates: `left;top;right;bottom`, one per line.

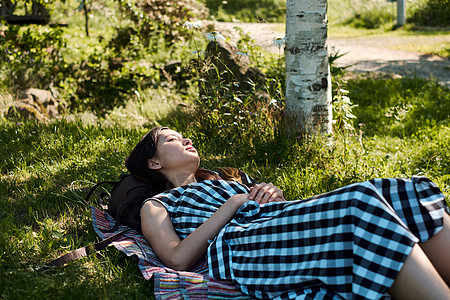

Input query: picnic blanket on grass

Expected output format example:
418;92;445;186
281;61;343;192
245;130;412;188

91;206;251;299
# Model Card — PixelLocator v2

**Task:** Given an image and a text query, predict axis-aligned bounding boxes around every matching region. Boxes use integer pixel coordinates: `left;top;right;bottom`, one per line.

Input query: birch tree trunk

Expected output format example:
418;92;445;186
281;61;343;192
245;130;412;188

285;0;332;134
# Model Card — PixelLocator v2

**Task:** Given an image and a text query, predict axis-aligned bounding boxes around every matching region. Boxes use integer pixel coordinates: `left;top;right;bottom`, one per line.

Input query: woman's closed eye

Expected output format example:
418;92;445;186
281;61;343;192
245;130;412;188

167;136;182;142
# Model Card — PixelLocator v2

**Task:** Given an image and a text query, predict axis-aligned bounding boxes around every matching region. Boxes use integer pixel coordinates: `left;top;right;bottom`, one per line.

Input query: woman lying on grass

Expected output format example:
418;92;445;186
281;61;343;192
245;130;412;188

121;126;450;299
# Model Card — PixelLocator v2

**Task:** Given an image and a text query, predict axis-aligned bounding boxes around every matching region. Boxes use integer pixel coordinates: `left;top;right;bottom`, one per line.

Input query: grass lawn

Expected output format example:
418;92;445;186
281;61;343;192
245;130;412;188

1;0;449;298
1;73;449;298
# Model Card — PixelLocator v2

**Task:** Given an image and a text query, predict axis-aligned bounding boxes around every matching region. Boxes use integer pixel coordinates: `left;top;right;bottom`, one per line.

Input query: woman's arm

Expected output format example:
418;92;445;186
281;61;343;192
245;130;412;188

140;194;249;271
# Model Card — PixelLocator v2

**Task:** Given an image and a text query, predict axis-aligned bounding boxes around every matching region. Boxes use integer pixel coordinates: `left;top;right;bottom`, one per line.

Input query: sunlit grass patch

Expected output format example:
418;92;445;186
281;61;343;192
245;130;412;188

103;87;187;128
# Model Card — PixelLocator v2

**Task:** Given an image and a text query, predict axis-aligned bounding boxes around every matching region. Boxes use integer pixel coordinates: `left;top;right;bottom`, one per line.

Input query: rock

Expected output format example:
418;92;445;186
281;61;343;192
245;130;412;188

7;87;66;121
204;39;266;91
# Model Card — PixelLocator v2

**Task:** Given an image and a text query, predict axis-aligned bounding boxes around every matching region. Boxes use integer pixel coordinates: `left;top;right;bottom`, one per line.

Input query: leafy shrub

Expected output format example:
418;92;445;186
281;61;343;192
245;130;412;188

0;24;66;89
205;0;286;22
408;0;450;27
58;49;150;112
118;0;209;44
344;7;394;29
193;79;283;155
180;44;285;161
53;0;209;113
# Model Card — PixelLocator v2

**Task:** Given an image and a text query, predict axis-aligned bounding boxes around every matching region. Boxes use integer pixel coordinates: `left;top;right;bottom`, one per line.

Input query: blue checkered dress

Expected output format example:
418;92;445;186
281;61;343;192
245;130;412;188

145;177;448;299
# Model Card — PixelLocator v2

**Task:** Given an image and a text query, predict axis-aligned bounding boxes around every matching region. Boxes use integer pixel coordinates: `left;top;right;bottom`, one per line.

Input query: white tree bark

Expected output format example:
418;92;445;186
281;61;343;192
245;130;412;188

285;0;332;134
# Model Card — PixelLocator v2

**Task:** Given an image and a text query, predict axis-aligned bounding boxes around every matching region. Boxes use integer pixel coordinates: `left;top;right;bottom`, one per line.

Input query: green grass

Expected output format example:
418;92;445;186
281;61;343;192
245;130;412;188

1;73;450;298
1;0;450;297
0;119;152;299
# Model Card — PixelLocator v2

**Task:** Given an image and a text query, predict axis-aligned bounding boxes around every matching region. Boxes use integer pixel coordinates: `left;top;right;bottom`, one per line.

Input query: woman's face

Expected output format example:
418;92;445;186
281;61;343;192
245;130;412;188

151;129;199;173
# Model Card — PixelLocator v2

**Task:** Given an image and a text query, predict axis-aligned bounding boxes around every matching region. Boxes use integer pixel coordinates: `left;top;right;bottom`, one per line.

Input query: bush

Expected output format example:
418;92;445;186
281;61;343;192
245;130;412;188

344;7;395;29
58;50;149;112
204;0;286;22
166;28;288;161
53;0;210;113
118;0;209;44
0;24;66;89
0;0;210;114
408;0;450;27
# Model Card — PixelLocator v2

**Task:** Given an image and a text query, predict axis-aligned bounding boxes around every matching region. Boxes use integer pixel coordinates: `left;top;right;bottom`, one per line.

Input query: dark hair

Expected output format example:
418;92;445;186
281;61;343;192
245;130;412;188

125;126;170;190
125;126;220;191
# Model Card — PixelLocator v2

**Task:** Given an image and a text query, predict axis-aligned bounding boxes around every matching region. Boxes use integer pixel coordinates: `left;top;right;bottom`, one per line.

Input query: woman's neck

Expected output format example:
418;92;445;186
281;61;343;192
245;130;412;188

168;172;197;187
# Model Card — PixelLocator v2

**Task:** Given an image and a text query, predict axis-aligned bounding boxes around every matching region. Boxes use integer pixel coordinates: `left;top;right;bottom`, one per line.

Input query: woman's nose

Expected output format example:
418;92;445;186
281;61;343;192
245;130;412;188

183;138;192;146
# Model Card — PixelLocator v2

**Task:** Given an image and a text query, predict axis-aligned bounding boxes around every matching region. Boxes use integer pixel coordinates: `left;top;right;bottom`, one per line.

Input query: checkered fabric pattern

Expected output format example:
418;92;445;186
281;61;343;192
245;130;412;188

147;176;448;300
92;207;251;299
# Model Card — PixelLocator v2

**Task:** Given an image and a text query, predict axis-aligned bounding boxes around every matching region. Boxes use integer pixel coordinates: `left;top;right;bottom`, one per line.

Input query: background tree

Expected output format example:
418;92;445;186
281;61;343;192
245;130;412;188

397;0;406;27
284;0;332;135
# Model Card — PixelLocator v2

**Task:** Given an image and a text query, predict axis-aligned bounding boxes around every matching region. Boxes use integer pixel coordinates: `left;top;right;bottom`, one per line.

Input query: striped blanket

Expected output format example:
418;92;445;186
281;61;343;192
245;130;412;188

91;206;251;299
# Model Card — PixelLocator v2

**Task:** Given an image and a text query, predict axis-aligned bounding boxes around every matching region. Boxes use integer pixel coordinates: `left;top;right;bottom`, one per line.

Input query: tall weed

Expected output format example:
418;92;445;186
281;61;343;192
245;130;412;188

171;29;286;161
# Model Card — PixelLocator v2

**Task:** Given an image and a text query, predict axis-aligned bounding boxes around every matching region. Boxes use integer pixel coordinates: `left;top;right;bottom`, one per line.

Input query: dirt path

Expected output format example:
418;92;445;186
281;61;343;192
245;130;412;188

213;22;450;86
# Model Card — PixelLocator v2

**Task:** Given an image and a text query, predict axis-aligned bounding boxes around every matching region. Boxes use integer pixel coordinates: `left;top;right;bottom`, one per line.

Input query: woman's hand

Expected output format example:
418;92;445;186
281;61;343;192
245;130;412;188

227;193;251;207
248;182;285;204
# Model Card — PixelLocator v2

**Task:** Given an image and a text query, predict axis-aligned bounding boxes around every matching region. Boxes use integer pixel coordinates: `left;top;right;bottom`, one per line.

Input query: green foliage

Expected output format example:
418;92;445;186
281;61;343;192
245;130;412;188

204;0;286;22
330;0;449;29
168;31;287;162
59;49;148;112
118;0;209;44
343;6;395;29
60;0;208;113
0;0;209;114
408;0;450;27
0;24;66;89
189;75;284;160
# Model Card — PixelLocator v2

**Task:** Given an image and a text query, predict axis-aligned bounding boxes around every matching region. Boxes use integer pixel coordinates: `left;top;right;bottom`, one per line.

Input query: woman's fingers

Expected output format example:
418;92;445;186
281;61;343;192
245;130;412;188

249;183;284;204
248;182;268;201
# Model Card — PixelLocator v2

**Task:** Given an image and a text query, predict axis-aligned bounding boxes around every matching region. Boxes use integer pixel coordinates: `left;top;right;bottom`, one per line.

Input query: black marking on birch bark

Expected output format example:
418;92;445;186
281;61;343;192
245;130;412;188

287;47;301;55
321;77;328;89
307;78;328;92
